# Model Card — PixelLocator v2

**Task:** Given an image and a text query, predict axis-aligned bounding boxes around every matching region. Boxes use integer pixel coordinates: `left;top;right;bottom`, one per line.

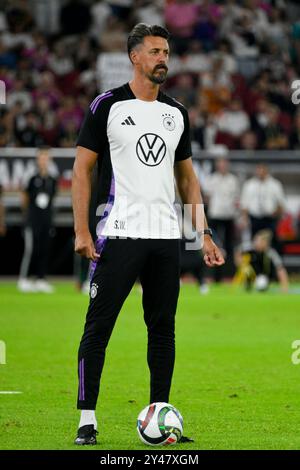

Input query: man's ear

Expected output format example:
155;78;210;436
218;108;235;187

130;48;139;65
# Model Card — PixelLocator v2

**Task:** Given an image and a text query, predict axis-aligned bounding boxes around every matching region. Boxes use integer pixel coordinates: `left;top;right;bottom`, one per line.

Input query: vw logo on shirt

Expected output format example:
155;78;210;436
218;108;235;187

136;133;166;167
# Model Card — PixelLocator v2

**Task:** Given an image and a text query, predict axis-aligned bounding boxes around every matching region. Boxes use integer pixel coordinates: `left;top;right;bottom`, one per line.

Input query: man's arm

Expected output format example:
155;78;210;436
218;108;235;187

174;158;225;267
21;191;29;212
276;266;289;293
72;145;100;261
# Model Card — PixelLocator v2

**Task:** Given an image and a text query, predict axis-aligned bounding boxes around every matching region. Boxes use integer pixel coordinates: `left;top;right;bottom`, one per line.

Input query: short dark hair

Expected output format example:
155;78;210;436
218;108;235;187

36;145;51;156
127;23;170;62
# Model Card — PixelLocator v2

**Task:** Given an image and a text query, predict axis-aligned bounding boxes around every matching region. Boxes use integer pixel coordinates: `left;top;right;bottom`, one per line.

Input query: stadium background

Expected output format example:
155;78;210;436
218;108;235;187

0;0;300;277
1;0;300;451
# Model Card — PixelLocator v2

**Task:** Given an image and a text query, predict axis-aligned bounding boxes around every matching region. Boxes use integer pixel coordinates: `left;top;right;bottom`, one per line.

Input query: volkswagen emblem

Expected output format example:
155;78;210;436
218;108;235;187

136;134;166;167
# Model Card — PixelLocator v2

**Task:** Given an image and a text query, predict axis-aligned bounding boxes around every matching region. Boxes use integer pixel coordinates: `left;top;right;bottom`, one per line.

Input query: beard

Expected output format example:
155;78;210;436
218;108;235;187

147;65;168;84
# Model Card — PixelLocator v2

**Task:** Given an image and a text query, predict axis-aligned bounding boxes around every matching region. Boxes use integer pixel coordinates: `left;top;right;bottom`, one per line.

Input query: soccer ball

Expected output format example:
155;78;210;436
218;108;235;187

137;402;183;446
255;274;269;291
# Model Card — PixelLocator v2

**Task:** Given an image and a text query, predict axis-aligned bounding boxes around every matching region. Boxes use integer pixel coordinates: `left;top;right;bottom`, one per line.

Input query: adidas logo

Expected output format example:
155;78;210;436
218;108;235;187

121;116;136;125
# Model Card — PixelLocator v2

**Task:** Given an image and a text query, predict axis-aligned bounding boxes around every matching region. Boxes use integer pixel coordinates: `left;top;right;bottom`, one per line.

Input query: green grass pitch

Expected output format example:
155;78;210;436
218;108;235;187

0;281;300;450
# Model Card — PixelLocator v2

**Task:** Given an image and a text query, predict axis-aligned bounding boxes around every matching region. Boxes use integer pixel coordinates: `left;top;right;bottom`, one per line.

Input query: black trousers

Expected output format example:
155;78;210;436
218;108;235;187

180;239;205;285
77;238;180;410
19;223;51;279
209;218;235;280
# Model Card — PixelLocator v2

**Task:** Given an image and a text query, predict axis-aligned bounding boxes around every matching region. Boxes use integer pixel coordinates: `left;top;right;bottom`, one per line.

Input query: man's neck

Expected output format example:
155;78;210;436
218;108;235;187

129;78;160;102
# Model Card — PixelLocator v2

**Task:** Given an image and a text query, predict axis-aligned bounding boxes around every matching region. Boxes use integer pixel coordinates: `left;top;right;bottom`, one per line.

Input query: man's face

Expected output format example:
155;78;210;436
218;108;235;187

37;151;50;174
253;236;269;252
216;158;229;174
255;164;268;180
131;36;169;85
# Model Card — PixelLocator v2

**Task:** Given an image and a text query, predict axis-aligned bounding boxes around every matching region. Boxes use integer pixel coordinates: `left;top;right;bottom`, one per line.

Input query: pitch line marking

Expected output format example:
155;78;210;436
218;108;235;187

0;391;23;394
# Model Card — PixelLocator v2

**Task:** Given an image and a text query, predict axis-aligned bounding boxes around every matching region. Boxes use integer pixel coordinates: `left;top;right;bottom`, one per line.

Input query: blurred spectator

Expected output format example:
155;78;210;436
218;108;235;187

239;130;258;151
262;104;289;150
30;0;61;35
194;0;223;51
15;111;44;147
135;0;164;27
108;0;134;21
215;98;250;146
0;0;298;151
240;164;286;240
58;118;78;148
6;77;32;111
234;229;289;293
189;106;205;149
48;41;75;77
164;0;199;55
210;39;238;75
57;96;84;132
6;0;34;34
206;157;240;279
100;16;128;52
168;73;197;108
200;56;232;115
90;1;112;44
18;147;57;293
265;7;289;51
31;71;61;109
35;97;60;147
0;38;17;68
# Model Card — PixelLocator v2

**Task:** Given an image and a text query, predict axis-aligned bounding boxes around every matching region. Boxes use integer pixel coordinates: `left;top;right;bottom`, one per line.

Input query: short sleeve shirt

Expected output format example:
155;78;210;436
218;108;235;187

77;82;192;239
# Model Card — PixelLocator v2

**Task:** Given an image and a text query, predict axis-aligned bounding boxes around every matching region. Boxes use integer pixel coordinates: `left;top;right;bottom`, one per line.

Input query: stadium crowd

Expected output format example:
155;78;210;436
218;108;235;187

0;0;300;151
0;0;298;291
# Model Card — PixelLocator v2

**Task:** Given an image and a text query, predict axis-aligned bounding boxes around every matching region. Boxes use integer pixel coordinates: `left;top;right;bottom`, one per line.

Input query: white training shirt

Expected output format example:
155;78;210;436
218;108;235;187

77;82;192;239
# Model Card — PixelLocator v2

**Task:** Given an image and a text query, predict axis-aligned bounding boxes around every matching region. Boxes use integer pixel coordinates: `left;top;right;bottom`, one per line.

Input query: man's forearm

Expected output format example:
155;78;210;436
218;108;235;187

277;266;289;292
72;164;92;235
177;175;208;233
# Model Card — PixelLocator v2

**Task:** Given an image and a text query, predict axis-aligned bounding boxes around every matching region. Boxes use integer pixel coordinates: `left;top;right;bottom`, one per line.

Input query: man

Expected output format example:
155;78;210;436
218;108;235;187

234;229;289;293
206;157;240;280
240;164;285;242
18;147;57;293
72;23;224;445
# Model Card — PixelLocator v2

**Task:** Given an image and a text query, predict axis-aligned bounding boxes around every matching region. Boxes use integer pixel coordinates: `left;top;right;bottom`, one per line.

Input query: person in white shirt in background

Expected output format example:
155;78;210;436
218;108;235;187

206;157;240;280
215;98;250;139
240;164;285;248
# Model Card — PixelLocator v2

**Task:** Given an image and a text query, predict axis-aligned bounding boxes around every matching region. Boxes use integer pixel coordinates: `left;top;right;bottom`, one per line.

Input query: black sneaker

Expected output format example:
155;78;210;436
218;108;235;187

179;435;194;443
74;425;98;445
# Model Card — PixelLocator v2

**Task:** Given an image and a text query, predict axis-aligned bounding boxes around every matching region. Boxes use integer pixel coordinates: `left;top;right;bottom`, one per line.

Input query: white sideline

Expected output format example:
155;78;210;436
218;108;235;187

0;391;22;394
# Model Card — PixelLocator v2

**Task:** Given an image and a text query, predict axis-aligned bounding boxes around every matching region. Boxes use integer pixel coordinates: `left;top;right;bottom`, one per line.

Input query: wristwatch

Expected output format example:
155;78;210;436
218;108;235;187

199;228;213;237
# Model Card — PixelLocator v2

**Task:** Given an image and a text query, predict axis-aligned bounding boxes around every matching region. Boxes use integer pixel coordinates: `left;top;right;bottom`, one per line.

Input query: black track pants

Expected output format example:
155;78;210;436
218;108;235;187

77;238;180;410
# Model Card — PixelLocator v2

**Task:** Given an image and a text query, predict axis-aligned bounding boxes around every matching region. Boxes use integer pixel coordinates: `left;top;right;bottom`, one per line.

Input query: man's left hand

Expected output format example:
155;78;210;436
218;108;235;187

202;236;225;268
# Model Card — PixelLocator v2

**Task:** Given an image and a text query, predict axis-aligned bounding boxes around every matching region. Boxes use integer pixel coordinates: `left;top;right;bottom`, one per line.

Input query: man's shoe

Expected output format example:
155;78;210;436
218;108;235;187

17;278;37;293
34;279;54;293
74;425;98;445
179;435;194;443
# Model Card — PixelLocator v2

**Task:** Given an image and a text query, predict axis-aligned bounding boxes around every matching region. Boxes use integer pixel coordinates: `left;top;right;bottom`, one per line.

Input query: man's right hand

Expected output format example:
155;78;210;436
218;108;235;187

74;232;100;262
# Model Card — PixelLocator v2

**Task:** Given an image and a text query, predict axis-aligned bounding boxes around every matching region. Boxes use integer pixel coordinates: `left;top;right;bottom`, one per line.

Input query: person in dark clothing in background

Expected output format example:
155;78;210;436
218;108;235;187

234;230;289;293
18;147;57;293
